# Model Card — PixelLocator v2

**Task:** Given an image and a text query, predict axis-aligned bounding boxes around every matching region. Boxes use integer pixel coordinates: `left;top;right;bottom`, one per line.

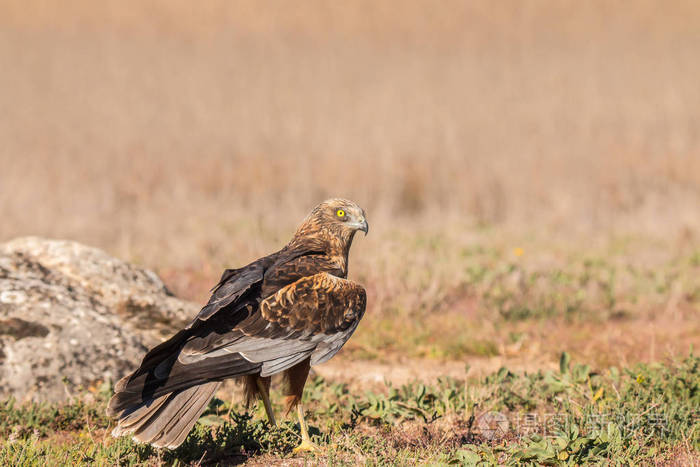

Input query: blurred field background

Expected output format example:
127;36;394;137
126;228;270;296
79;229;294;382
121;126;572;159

1;0;699;370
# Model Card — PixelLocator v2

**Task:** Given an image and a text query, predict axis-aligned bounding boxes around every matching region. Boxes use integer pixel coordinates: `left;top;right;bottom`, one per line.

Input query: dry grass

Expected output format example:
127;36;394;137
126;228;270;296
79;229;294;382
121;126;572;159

1;1;699;373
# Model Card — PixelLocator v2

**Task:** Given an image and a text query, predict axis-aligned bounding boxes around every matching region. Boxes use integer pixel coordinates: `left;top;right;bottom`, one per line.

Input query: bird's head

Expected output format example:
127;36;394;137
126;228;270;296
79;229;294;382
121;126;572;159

317;198;369;235
294;198;369;247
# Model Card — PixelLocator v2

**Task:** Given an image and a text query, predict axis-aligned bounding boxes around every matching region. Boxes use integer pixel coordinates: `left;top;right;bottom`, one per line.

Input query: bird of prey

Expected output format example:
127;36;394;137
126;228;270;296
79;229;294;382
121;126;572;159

107;198;368;452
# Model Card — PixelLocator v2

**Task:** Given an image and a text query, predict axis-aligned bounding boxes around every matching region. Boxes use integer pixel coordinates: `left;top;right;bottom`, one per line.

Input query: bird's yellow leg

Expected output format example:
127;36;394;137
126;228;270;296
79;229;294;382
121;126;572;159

293;402;319;453
256;377;276;427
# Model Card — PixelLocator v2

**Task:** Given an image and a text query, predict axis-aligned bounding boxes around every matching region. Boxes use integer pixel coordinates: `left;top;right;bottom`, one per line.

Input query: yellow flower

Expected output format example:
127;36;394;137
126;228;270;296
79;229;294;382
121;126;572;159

513;247;524;257
593;387;604;401
636;373;645;384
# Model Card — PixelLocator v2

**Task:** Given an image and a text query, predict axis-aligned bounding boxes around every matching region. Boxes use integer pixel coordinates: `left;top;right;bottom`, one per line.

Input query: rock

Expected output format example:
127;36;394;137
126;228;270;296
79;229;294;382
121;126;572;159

0;237;199;402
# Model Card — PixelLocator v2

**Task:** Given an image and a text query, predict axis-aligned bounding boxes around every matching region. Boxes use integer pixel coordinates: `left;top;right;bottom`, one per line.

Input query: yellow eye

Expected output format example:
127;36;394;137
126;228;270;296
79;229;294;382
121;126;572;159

336;209;345;217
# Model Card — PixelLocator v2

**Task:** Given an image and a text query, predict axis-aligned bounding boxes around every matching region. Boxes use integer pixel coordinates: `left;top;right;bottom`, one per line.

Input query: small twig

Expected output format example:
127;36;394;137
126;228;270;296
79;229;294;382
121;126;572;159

637;402;660;418
102;419;113;445
611;381;621;400
195;449;208;466
85;413;97;444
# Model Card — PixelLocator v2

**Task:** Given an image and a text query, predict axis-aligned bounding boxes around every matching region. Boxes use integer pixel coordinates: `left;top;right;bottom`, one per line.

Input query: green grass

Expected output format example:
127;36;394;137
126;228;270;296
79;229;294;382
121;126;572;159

1;353;697;465
343;236;700;368
452;242;700;324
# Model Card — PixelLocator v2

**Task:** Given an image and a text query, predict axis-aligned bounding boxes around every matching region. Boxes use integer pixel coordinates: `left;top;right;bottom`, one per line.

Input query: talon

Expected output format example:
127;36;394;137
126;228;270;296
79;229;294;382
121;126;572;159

293;439;320;453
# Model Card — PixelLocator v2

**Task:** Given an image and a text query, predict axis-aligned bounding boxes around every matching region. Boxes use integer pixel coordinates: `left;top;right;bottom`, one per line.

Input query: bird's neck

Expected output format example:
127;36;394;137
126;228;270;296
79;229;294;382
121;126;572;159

288;224;355;276
325;230;355;276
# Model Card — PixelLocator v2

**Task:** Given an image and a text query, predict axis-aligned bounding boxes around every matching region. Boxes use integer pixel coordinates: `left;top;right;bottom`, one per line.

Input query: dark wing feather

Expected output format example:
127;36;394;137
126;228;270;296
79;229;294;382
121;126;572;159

178;272;366;377
194;260;267;323
210;268;241;293
110;270;365;416
194;246;329;324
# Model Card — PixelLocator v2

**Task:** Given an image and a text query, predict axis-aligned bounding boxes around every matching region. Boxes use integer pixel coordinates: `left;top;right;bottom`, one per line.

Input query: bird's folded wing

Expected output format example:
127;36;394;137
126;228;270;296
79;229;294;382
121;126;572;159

179;272;366;376
192;246;327;325
192;261;266;323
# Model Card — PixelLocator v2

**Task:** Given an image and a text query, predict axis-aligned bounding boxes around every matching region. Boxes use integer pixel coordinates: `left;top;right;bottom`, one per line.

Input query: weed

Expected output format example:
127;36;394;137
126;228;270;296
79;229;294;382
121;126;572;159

1;353;697;465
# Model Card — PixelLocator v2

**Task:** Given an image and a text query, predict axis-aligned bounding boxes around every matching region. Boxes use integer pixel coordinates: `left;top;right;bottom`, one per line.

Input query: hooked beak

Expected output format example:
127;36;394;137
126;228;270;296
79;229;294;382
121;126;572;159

358;218;369;235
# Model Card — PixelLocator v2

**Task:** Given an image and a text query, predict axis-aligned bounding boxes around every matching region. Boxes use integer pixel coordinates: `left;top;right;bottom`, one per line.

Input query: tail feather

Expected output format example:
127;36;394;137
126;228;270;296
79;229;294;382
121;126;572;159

108;355;260;417
111;382;220;449
112;394;170;432
108;332;262;448
156;383;220;448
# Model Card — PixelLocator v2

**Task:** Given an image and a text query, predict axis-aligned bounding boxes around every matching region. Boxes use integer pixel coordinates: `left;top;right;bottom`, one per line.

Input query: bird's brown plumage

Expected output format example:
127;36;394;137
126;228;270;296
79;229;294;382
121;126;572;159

107;198;368;448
